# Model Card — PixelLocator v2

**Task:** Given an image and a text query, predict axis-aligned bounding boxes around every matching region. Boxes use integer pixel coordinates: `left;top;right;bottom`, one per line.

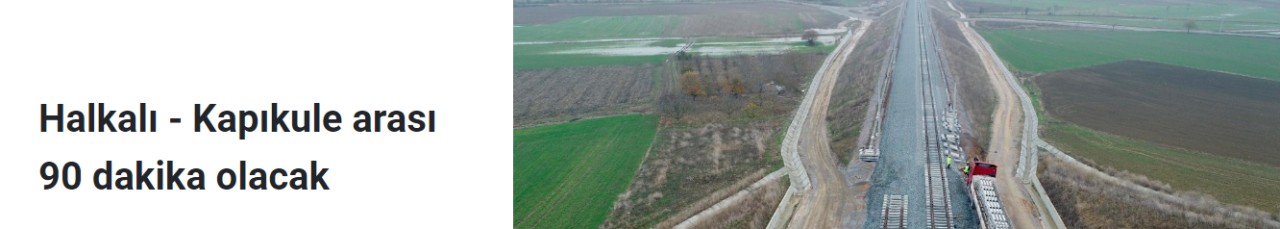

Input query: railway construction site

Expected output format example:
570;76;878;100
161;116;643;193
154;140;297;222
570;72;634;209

514;0;1280;228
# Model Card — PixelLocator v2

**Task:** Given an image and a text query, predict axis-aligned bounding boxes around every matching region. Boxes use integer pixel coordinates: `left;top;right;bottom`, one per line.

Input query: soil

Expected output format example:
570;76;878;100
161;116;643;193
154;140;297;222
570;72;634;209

953;8;1040;228
973;20;1098;30
786;17;869;229
660;52;828;125
826;4;900;164
1036;60;1280;167
602;123;781;228
671;177;789;229
1038;155;1278;229
604;49;830;229
670;10;844;37
932;9;996;151
953;0;1024;14
604;17;868;229
514;65;656;127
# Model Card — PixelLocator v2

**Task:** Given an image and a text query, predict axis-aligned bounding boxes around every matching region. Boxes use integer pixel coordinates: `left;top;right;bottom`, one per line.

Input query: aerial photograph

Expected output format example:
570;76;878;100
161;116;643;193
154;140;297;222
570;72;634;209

512;0;1280;228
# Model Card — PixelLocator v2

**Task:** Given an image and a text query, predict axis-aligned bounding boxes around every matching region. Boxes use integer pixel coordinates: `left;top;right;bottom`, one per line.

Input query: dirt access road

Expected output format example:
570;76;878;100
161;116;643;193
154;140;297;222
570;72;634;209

967;30;1037;229
945;1;1041;228
784;19;872;229
967;17;1280;39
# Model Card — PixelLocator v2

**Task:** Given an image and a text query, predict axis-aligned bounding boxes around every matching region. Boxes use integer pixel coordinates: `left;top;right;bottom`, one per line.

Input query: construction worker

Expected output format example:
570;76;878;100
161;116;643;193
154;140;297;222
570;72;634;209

962;164;970;175
946;155;953;168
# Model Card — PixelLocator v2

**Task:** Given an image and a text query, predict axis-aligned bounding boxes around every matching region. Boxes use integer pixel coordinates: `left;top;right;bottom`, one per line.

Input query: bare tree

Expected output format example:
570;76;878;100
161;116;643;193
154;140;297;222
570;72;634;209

1184;19;1198;33
681;69;705;98
660;94;691;122
729;78;746;97
802;29;819;46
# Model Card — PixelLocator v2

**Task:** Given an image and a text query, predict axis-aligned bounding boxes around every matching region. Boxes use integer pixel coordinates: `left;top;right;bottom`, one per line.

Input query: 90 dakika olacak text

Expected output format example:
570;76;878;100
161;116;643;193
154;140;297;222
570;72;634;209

40;160;329;191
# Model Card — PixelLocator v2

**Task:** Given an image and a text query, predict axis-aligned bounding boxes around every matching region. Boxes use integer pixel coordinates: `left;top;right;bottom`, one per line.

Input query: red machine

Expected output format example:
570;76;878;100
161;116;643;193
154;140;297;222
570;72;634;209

965;161;998;184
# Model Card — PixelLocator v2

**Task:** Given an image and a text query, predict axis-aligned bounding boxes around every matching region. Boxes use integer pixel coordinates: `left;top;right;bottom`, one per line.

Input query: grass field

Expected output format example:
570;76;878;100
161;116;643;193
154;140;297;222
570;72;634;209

513;114;659;229
980;30;1280;80
1018;72;1280;213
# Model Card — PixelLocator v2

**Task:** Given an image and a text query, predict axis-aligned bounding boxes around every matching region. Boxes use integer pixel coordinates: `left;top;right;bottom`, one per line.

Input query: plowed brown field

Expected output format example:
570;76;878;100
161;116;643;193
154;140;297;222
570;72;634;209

1036;60;1280;167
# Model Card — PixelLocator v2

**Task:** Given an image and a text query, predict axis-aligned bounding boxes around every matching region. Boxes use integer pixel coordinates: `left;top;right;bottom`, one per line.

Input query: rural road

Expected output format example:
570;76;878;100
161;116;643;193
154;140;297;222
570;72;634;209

783;17;871;229
947;1;1060;228
966;17;1280;39
959;22;1039;229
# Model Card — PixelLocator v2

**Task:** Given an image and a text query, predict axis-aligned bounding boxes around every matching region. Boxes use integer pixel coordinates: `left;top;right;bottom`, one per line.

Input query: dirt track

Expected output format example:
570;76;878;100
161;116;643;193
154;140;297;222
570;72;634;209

784;19;871;229
950;6;1041;229
967;17;1280;39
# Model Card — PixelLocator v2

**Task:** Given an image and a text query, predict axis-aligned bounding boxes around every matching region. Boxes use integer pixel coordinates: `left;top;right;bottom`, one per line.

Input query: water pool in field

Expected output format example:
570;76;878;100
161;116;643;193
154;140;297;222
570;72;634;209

518;35;842;57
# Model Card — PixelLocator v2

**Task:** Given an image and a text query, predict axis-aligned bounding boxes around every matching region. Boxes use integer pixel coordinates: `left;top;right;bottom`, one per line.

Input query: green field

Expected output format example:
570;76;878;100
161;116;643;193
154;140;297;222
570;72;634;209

1019;79;1280;213
515;16;680;42
514;114;659;229
980;30;1280;80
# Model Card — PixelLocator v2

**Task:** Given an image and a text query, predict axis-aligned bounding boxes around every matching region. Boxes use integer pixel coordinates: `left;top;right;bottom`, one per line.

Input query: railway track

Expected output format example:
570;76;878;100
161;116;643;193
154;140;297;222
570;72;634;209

918;5;953;228
868;0;975;227
881;195;908;229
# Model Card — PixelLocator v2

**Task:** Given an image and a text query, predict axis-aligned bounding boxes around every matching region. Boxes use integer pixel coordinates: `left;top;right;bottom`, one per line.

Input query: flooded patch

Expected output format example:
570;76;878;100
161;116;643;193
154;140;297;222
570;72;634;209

698;35;839;46
550;43;818;57
520;28;846;57
809;27;846;35
553;46;683;56
693;46;794;56
514;37;678;45
1118;18;1160;22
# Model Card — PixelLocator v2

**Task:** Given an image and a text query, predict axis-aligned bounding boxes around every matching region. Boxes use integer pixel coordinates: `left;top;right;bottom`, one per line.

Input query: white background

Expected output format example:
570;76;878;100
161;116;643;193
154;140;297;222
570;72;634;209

0;0;511;228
